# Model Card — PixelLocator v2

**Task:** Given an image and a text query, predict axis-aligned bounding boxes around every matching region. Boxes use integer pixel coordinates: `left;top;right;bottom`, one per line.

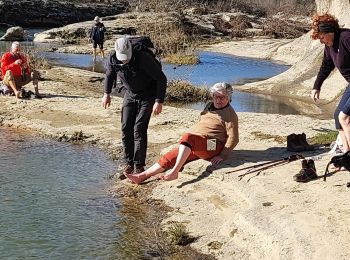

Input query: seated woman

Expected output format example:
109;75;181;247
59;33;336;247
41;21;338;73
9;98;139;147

126;82;239;184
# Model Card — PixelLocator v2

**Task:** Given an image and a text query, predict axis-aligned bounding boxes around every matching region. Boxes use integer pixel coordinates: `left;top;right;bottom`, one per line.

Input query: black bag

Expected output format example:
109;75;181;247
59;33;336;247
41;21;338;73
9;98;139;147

128;35;161;67
324;151;350;181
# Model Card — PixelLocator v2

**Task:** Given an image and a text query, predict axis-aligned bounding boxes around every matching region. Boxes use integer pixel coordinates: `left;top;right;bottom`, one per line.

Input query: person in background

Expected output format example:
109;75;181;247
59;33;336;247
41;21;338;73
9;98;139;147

102;36;167;178
311;13;350;152
89;16;106;60
1;41;41;99
126;82;239;184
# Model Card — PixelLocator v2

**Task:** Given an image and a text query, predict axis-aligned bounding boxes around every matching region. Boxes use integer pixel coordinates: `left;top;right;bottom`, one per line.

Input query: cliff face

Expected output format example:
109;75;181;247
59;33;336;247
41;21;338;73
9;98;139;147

0;0;129;27
240;0;350;109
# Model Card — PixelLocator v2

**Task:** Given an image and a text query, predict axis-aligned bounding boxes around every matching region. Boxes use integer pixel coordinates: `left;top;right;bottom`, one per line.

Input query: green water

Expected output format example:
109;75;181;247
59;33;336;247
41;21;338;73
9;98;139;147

0;128;127;259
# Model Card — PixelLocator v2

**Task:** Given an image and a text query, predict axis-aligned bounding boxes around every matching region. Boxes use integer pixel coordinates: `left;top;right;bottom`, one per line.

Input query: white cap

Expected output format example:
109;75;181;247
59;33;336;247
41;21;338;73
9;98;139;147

94;16;100;22
115;37;132;61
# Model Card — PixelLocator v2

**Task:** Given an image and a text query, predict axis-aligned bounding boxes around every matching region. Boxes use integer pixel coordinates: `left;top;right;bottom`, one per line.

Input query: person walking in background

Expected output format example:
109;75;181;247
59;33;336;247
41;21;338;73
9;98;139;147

311;13;350;152
1;41;41;99
126;82;239;184
102;36;167;178
89;16;106;60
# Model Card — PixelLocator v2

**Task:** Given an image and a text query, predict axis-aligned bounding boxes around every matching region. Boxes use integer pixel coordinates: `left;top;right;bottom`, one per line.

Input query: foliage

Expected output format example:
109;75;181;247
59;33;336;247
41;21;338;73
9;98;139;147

24;49;51;70
309;130;338;146
163;53;199;65
167;223;192;246
166;80;211;102
251;131;286;144
137;20;199;58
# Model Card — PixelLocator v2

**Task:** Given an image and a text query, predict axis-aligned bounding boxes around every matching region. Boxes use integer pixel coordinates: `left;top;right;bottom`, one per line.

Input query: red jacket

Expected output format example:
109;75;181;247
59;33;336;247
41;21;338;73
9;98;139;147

1;52;30;80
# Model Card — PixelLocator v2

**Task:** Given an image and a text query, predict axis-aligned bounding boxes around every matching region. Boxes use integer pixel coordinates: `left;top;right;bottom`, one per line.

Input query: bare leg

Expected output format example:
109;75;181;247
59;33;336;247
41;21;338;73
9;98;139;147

339;112;350;152
126;163;165;184
100;49;105;59
93;48;97;60
161;144;191;181
7;79;20;98
338;129;348;152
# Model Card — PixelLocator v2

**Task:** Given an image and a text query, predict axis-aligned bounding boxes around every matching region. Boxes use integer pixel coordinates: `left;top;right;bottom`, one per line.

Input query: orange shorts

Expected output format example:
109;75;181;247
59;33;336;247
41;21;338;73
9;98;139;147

158;133;223;169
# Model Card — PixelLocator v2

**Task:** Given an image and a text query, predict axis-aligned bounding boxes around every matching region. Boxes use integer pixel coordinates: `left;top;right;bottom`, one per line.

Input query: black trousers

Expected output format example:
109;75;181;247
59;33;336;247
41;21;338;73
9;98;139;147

121;94;154;167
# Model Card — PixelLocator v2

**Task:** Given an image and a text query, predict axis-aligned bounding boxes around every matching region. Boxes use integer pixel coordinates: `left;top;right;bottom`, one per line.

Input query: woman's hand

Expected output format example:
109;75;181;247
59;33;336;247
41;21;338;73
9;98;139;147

311;89;320;102
210;156;223;165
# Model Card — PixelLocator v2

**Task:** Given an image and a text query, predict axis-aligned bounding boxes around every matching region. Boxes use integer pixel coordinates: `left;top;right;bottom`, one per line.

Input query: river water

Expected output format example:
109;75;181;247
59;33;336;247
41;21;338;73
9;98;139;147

0;128;132;259
0;27;298;115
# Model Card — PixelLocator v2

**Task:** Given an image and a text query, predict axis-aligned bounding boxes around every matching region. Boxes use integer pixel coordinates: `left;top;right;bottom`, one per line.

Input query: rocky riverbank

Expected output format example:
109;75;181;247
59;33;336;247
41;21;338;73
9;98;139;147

1;64;349;259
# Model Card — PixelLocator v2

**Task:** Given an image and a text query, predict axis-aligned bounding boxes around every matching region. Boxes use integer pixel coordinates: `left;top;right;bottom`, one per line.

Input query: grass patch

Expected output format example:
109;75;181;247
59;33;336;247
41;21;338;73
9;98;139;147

167;223;192;246
251;131;286;144
166;80;210;102
309;130;338;146
163;53;200;65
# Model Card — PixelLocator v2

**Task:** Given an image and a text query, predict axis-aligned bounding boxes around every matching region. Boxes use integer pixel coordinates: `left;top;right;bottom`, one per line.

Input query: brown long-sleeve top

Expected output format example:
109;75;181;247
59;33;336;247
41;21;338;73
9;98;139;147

192;102;239;159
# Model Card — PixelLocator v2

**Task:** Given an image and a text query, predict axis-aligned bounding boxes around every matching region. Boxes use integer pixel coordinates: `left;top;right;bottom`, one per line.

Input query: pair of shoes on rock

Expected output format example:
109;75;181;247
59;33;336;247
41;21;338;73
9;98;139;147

287;133;314;152
293;159;318;182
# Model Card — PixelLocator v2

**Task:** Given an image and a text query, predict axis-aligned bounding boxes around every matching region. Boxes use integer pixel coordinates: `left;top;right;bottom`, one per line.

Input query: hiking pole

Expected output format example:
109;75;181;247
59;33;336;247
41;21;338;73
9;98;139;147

237;154;304;181
238;160;290;181
227;154;304;175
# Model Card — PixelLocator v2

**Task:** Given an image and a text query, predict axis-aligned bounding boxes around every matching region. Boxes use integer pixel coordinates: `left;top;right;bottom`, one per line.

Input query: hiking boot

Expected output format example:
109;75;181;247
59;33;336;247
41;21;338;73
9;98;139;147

307;159;316;173
293;159;318;182
134;165;145;174
287;133;304;152
298;133;314;151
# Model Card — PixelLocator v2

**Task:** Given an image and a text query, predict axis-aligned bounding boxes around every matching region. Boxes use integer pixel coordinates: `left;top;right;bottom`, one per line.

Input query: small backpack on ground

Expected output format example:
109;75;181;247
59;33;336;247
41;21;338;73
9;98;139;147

323;151;350;181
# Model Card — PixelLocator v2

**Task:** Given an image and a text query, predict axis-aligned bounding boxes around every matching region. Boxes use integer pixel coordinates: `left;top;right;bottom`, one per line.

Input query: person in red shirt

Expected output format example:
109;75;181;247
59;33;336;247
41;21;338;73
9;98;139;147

1;41;41;98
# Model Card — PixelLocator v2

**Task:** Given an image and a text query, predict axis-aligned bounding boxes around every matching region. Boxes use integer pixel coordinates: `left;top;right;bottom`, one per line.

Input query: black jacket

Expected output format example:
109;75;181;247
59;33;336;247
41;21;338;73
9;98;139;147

104;50;167;103
89;22;106;42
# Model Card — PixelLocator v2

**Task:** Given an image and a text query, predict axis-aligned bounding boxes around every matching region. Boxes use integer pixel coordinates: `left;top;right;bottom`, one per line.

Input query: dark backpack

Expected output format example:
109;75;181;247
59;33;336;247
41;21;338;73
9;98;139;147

92;23;105;42
110;36;161;92
128;36;161;67
324;151;350;181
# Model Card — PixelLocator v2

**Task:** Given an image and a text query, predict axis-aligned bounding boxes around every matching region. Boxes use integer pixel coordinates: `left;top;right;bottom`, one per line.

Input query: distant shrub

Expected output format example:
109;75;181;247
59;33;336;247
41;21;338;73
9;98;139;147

24;49;51;70
261;18;310;38
163;53;199;65
166;80;210;102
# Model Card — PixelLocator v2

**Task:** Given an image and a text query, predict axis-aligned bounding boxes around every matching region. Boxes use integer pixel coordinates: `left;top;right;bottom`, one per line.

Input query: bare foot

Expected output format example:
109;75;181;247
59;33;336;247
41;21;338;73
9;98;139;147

15;90;21;99
160;170;179;181
126;172;149;184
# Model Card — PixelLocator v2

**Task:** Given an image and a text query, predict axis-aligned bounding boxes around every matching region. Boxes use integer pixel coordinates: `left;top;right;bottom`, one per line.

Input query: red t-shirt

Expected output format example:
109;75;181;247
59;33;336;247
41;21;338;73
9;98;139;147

1;52;30;80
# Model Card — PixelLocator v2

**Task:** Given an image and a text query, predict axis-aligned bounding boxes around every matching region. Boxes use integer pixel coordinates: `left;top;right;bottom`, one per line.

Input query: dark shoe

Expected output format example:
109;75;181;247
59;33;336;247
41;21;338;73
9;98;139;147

287;133;304;152
307;159;316;172
298;133;314;151
293;159;318;182
117;164;134;180
34;93;42;99
134;165;145;174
